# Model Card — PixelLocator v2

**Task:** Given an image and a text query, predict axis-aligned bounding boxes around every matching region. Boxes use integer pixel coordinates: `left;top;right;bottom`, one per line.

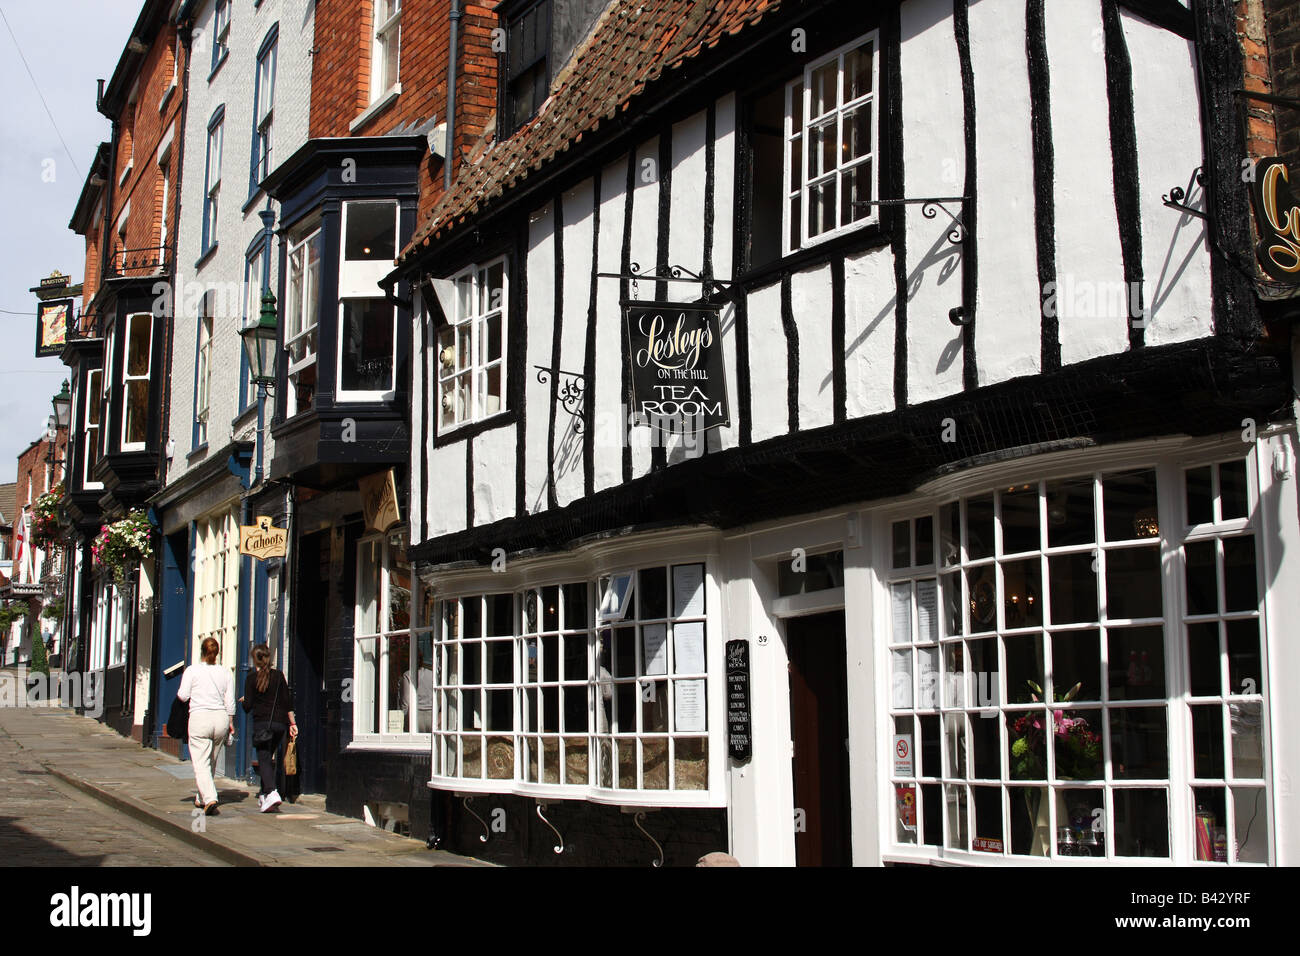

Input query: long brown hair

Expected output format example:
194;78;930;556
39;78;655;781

252;643;273;693
200;637;220;664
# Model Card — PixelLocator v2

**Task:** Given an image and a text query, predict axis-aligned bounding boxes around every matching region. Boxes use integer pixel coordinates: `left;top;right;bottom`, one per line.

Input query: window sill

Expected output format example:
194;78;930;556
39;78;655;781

118;163;133;189
241;187;265;216
186;442;209;463
208;51;228;83
349;84;402;133
195;242;219;270
159;81;176;113
739;220;889;291
426;775;724;808
231;402;258;431
344;737;431;754
433;408;514;446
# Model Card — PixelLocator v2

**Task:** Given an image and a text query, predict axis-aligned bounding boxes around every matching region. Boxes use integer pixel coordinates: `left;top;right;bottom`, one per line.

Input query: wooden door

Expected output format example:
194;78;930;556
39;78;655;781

787;611;851;866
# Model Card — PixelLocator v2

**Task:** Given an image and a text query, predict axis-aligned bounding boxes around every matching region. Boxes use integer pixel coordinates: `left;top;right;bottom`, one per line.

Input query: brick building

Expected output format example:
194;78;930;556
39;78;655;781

2;431;67;667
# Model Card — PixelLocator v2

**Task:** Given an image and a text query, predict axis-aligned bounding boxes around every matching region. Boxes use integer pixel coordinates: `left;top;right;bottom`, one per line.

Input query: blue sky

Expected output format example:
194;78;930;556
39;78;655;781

0;1;140;479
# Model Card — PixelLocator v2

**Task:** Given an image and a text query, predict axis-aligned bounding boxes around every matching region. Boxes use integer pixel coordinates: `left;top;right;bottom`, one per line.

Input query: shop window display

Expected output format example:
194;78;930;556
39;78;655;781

886;459;1268;863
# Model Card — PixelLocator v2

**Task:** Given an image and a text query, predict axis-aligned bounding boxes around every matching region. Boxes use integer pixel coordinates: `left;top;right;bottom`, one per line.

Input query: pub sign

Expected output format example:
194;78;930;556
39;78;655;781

35;299;71;357
1249;157;1300;284
624;301;729;434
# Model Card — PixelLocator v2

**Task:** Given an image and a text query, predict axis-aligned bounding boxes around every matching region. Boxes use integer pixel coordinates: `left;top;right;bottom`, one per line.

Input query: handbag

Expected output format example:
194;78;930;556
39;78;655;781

283;736;298;776
252;671;281;747
165;694;189;738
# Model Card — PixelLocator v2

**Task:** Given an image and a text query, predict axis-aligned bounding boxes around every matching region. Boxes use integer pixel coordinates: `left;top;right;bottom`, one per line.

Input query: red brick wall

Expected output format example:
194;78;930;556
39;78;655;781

11;434;65;561
310;1;499;225
1262;0;1300;170
106;22;186;276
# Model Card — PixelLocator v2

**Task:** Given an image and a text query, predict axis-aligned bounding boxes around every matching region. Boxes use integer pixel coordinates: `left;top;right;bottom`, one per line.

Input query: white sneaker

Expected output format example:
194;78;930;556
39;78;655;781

261;789;281;813
256;793;266;811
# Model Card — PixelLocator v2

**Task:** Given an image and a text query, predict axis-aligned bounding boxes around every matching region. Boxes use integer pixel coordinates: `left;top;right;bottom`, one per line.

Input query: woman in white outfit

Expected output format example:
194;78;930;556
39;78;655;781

177;637;235;814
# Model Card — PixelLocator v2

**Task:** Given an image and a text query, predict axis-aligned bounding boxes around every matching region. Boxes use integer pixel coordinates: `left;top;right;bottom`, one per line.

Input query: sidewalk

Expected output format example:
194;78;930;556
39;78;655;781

0;703;489;867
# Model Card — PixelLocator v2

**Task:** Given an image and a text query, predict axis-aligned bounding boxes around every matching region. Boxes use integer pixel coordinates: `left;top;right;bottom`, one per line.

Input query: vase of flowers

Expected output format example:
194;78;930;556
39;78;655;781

92;509;155;585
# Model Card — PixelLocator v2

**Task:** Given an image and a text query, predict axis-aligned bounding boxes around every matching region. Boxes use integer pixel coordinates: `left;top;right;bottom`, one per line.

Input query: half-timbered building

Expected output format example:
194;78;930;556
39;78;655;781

386;0;1300;867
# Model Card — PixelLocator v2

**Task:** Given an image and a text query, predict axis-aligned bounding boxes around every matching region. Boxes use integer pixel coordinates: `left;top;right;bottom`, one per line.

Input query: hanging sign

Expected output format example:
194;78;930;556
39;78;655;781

35;299;71;357
725;639;752;761
359;469;401;533
239;515;288;560
624;301;729;435
1249;157;1300;283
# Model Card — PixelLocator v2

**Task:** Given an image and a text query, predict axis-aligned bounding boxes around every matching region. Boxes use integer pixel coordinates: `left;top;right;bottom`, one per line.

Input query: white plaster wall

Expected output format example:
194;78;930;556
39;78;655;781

524;201;556;514
793;264;835;430
969;0;1040;386
843;245;896;419
1047;0;1129;364
557;180;595;507
669;111;708;277
628;136;660;479
168;0;313;485
747;282;787;444
593;156;628;493
712;94;737;289
472;425;516;526
410;290;425;544
1122;13;1214;346
900;0;966;404
427;441;467;537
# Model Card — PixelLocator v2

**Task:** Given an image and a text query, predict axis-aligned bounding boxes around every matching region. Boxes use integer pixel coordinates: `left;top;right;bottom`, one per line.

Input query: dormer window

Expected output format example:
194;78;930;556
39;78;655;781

502;0;551;134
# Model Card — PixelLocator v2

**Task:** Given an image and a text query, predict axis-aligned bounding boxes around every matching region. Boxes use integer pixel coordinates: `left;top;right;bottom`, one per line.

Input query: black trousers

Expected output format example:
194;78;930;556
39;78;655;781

253;721;287;796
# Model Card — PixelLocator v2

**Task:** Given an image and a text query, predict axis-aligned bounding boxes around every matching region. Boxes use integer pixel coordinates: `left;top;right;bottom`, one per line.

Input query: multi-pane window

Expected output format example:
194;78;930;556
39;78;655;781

158;160;170;261
195;302;213;447
371;0;401;103
503;0;551;133
785;33;877;252
203;111;223;251
885;460;1269;864
284;224;322;416
251;32;276;190
89;580;110;670
353;536;423;737
121;313;152;450
436;258;506;428
211;0;230;72
83;368;102;488
432;563;711;797
109;584;129;667
241;244;267;410
338;201;398;398
193;510;239;664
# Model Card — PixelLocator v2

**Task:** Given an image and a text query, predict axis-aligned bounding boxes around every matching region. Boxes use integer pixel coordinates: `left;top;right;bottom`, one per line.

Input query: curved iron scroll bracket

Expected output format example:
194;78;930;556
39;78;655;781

536;802;564;854
596;262;737;302
534;365;586;434
854;195;972;325
631;811;664;868
1162;167;1208;221
461;796;490;843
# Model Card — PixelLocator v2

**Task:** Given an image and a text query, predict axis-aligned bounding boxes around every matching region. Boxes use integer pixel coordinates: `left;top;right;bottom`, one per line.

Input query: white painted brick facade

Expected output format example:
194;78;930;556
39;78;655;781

166;0;314;486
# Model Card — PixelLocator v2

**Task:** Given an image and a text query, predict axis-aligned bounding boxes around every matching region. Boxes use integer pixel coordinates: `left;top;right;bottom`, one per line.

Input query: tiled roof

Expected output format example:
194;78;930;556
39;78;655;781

397;0;786;267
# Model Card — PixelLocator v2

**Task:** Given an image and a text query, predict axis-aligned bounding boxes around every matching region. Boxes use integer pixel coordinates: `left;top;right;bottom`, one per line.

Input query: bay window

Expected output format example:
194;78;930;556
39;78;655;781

337;201;398;400
436;258;506;429
121;312;152;450
83;368;102;488
285;223;321;416
431;562;713;800
884;455;1270;864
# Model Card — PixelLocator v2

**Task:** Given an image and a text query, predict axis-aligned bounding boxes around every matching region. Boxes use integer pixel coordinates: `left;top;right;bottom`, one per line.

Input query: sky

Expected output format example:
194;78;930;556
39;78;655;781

0;1;140;480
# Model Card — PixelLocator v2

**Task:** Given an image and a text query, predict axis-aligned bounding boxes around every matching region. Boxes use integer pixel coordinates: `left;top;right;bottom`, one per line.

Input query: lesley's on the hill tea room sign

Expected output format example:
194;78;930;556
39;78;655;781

624;301;730;434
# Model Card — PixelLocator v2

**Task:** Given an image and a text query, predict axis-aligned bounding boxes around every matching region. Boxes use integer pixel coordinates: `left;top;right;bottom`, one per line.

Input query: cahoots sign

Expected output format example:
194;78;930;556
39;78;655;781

1250;157;1300;284
624;301;729;434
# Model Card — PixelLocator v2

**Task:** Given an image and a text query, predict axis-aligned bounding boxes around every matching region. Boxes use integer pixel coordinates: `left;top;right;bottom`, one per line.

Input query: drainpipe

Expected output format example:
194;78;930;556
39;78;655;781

445;0;461;191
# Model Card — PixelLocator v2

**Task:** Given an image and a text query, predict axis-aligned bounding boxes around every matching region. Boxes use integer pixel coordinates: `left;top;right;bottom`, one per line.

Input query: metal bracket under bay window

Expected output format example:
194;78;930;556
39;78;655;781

853;196;972;326
596;262;738;303
534;365;587;434
455;793;491;843
536;802;564;855
622;806;664;868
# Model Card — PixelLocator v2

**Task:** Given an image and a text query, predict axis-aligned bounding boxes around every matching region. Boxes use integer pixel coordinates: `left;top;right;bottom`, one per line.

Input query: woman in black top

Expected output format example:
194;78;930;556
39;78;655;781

241;643;297;812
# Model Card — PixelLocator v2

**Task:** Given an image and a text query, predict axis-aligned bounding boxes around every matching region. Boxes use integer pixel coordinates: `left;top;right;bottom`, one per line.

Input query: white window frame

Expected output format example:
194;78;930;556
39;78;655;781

435;257;508;431
252;37;276;187
196;303;213;446
83;368;103;490
212;0;231;70
351;534;423;745
371;0;402;104
337;200;400;401
120;312;153;451
109;582;129;667
89;579;110;672
875;440;1275;867
423;546;723;808
285;224;322;417
204;117;223;251
193;510;239;665
783;31;879;255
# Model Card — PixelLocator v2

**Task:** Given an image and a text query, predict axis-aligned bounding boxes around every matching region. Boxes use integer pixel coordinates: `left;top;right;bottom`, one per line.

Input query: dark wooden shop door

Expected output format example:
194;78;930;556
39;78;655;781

787;611;851;866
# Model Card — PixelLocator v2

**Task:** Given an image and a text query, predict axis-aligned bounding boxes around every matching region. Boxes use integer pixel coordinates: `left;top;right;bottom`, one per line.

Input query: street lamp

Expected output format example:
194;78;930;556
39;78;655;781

51;380;71;428
240;289;279;387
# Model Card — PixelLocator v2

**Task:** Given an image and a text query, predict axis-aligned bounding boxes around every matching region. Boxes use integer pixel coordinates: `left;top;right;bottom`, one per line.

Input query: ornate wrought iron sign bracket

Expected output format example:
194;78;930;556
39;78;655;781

855;195;972;326
596;262;737;302
535;365;587;433
1162;167;1207;221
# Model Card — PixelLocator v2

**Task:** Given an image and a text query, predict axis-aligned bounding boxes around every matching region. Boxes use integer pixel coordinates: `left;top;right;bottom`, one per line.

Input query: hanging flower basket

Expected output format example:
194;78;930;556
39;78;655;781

29;484;63;550
92;509;155;585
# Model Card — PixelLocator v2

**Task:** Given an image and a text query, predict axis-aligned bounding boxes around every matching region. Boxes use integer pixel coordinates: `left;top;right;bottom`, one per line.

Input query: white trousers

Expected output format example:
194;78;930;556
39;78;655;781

188;709;229;805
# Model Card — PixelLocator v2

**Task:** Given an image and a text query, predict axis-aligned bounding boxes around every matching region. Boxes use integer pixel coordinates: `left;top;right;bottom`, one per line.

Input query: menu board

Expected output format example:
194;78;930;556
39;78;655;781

725;640;751;760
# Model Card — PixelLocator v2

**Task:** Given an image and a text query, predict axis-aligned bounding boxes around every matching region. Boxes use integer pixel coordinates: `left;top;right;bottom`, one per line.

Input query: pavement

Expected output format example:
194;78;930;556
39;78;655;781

0;693;490;867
